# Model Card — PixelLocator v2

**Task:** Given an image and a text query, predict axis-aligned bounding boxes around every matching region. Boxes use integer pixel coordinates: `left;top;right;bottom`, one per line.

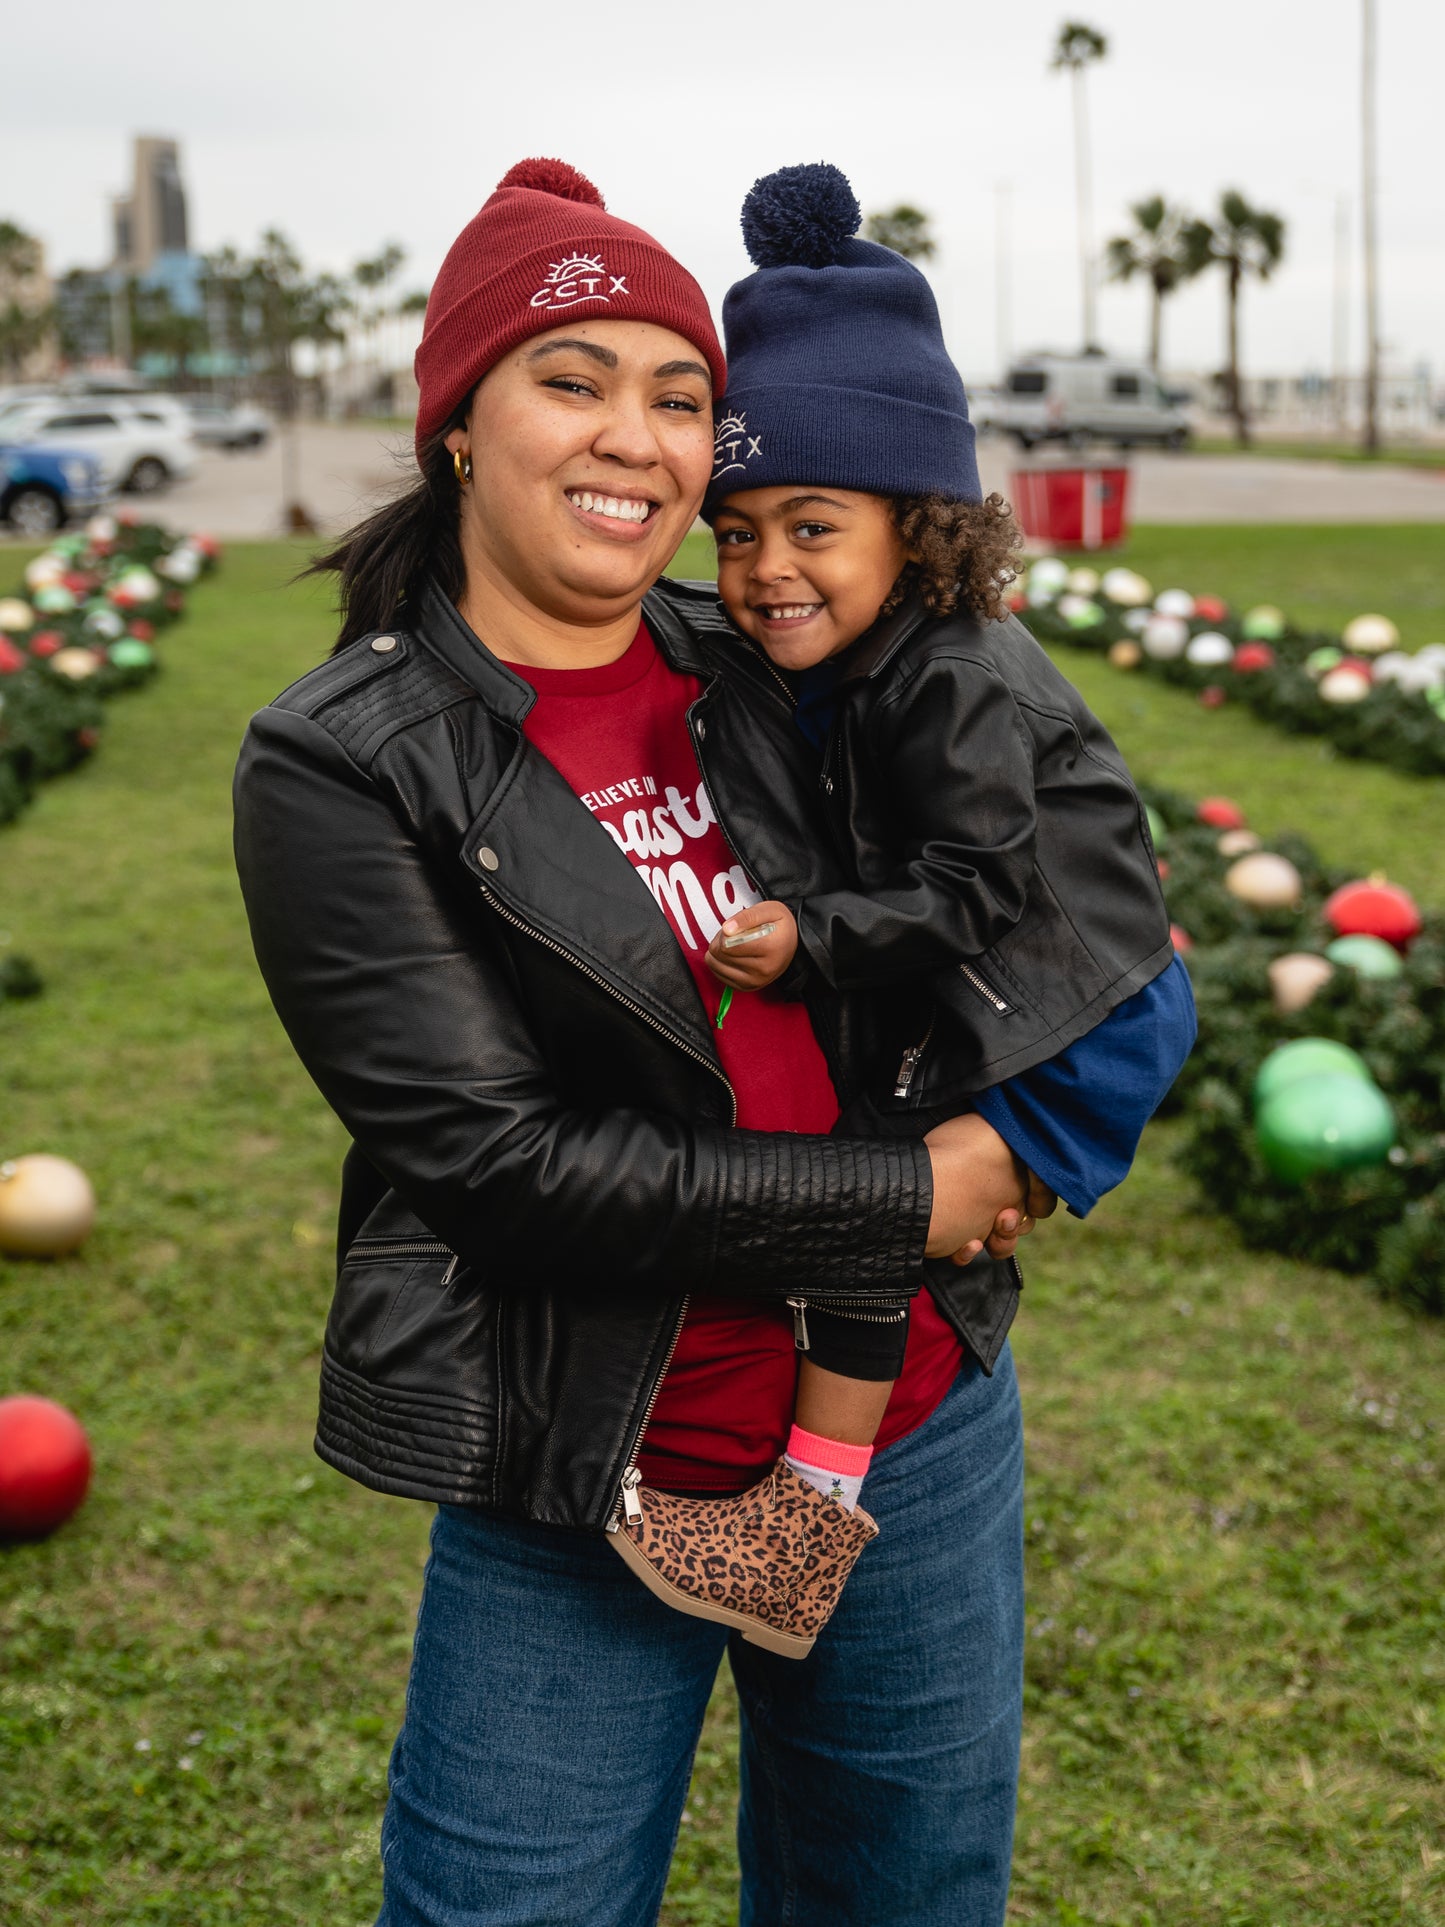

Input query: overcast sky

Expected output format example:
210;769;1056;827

5;0;1439;383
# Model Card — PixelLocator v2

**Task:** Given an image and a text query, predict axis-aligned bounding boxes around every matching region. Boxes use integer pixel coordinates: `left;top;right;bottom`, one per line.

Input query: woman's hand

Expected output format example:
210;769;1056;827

705;902;799;989
923;1112;1055;1263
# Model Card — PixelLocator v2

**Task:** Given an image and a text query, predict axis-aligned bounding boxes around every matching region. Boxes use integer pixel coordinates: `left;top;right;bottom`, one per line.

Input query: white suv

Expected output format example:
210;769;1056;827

0;397;198;494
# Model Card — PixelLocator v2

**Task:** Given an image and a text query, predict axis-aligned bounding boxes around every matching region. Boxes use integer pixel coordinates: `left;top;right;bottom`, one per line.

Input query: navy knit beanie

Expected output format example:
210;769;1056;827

703;163;980;519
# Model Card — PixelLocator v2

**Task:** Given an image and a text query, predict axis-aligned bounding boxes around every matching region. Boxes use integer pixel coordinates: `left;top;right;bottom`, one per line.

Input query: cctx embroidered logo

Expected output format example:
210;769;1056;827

713;411;762;477
530;254;631;311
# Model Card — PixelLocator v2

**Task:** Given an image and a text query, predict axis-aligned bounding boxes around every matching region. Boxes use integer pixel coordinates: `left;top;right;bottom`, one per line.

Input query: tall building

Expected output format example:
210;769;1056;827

110;135;202;323
112;136;190;275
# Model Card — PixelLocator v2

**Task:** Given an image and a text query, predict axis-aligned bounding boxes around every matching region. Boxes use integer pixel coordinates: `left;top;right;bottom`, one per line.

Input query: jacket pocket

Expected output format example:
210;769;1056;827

326;1235;488;1390
957;961;1016;1016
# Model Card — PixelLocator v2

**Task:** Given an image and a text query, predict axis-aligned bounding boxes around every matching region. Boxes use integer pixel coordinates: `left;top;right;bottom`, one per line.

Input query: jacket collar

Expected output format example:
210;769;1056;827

411;575;717;714
835;590;931;685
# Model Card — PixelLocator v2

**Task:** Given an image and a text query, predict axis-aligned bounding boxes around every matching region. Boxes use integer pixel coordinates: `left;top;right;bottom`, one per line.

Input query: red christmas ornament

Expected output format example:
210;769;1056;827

0;638;25;674
127;620;155;642
1170;923;1194;953
29;630;63;657
0;1395;92;1541
1157;858;1171;880
1334;656;1374;681
1324;877;1423;952
1233;642;1276;673
1193;595;1228;623
76;726;102;752
1197;796;1247;830
164;590;184;614
194;534;220;560
1006;590;1027;614
1198;685;1228;708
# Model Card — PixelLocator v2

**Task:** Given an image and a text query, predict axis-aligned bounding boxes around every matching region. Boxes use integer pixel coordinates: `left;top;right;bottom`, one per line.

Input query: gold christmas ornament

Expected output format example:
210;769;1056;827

1225;852;1304;910
0;1155;97;1258
1107;640;1142;670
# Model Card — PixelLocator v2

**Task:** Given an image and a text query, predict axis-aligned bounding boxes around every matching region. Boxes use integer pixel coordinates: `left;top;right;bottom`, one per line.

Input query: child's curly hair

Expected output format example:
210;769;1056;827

881;492;1023;624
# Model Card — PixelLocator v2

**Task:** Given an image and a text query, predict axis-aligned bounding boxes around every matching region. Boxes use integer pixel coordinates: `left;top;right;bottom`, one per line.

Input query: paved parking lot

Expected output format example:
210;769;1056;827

6;421;1444;543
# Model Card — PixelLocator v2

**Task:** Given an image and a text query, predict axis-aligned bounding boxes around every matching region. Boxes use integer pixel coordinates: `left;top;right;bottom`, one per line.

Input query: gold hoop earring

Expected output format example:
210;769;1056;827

453;449;472;486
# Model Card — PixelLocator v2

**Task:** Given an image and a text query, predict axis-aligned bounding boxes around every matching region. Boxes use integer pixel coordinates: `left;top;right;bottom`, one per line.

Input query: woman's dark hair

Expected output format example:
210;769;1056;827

310;416;468;653
881;491;1023;625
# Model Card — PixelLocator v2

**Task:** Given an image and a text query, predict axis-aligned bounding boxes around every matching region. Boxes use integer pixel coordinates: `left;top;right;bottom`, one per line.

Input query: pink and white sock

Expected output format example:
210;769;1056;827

784;1424;873;1512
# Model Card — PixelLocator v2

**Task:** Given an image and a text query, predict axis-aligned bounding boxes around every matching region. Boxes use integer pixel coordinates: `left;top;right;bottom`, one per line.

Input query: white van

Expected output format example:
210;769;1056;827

977;352;1191;452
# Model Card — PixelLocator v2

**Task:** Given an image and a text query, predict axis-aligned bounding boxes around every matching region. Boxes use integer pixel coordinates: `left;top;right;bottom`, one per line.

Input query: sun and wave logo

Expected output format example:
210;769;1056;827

713;411;762;477
529;254;631;311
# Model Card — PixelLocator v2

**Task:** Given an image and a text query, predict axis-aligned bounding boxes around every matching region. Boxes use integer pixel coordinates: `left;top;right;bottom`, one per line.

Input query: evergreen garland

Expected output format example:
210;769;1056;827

0;514;220;828
1143;783;1445;1314
1017;566;1445;775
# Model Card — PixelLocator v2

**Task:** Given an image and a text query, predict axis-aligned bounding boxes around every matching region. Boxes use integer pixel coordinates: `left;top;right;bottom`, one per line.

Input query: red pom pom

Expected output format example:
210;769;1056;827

496;158;605;209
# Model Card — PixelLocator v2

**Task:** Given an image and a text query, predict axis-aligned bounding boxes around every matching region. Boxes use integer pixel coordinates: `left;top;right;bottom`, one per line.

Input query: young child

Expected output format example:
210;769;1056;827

609;164;1195;1655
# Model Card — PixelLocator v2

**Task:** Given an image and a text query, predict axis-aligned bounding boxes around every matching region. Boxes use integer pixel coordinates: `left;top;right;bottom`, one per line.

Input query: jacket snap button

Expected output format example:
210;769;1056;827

370;634;398;653
477;846;500;871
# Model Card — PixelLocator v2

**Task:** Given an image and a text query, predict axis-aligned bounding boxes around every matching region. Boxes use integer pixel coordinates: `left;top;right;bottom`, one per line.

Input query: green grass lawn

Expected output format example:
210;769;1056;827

2;536;1442;1924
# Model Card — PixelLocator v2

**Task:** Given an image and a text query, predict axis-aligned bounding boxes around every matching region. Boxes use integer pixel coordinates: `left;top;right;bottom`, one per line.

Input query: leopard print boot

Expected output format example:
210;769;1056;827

607;1457;879;1658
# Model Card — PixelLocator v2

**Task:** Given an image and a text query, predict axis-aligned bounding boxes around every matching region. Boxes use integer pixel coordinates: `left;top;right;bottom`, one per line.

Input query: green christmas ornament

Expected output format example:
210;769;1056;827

108;638;155;669
1242;604;1286;641
1325;933;1404;981
1255;1071;1396;1184
1145;805;1167;850
1252;1037;1371;1109
1305;645;1344;678
1065;598;1105;630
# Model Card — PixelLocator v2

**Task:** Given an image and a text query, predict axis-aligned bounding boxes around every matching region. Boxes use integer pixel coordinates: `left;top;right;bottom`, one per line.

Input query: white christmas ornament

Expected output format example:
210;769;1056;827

1342;614;1399;654
1186;631;1235;668
1142;614;1190;660
1319;666;1373;705
1225;852;1303;909
1100;568;1152;607
23;555;66;592
1122;608;1152;635
1154;589;1196;619
83;609;125;642
1028;558;1069;600
0;1154;97;1258
1066;567;1099;595
158;546;201;584
0;598;34;632
1267;953;1335;1016
1372;652;1411;685
1217;828;1262;857
49;647;102;681
85;514;119;544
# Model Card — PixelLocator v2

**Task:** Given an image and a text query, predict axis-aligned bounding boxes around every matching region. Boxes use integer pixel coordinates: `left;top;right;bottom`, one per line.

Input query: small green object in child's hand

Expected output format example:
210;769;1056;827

716;986;733;1030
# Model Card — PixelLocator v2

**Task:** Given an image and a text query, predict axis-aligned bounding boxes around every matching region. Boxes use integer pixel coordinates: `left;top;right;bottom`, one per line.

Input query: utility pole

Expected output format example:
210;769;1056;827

1332;194;1350;436
1361;0;1381;453
994;181;1013;371
1072;63;1096;348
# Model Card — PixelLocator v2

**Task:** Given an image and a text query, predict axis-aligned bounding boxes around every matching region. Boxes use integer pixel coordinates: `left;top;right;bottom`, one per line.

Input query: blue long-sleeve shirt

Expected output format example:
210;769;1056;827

790;659;1195;1215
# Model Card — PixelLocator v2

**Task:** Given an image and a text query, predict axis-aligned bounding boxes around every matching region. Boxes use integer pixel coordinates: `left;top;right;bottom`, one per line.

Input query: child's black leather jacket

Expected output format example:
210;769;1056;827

770;593;1175;1110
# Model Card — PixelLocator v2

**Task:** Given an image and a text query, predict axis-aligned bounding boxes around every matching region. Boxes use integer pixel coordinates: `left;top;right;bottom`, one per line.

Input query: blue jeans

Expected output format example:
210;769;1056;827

376;1345;1024;1927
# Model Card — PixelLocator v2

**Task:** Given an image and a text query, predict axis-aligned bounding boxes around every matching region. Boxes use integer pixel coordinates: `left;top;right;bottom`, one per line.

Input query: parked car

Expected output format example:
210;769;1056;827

185;400;270;449
0;398;197;494
0;444;107;536
975;352;1192;451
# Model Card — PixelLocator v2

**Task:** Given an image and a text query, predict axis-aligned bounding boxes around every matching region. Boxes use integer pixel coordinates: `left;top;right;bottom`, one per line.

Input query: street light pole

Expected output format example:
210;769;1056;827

1072;64;1096;349
995;180;1013;371
1361;0;1381;453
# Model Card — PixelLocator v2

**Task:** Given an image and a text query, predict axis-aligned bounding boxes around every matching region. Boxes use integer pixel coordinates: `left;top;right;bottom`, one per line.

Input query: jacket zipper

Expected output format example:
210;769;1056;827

785;1296;907;1352
474;881;737;1127
610;1293;690;1531
345;1235;462;1287
958;962;1013;1015
894;1017;936;1099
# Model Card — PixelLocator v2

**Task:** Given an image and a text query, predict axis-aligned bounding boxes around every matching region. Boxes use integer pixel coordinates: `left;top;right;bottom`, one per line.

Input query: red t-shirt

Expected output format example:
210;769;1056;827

516;622;962;1489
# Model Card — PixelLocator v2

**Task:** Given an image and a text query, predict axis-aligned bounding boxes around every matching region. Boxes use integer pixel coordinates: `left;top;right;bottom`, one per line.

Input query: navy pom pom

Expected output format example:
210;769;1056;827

740;163;861;270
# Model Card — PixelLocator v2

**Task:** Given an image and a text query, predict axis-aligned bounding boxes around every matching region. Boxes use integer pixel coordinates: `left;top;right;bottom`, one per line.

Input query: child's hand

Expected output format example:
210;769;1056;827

959;1176;1059;1264
705;903;799;990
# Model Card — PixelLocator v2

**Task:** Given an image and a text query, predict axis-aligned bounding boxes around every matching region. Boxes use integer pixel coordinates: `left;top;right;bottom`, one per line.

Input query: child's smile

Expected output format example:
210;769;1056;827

713;485;909;670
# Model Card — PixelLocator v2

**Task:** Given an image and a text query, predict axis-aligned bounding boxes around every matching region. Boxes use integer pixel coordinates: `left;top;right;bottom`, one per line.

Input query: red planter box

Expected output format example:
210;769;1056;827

1009;465;1131;550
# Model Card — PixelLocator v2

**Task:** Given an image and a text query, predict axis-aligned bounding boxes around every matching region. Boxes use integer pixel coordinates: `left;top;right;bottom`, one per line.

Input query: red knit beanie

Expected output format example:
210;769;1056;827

413;159;725;460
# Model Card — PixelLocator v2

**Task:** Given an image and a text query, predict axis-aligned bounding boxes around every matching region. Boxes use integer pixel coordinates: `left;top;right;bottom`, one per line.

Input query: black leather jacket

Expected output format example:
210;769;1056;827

233;577;1018;1531
789;596;1174;1110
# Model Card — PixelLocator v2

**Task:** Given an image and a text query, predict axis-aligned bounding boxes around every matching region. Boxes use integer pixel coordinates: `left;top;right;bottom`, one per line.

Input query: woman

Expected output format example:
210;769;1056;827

234;160;1045;1926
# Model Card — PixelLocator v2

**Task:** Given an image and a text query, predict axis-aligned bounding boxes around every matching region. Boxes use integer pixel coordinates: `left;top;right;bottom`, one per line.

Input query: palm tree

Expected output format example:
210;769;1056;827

1105;197;1213;375
1201;190;1287;447
863;206;936;262
1050;21;1108;348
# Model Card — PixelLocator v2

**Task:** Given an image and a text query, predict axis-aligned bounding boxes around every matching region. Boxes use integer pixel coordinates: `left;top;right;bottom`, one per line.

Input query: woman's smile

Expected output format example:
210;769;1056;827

564;487;661;536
